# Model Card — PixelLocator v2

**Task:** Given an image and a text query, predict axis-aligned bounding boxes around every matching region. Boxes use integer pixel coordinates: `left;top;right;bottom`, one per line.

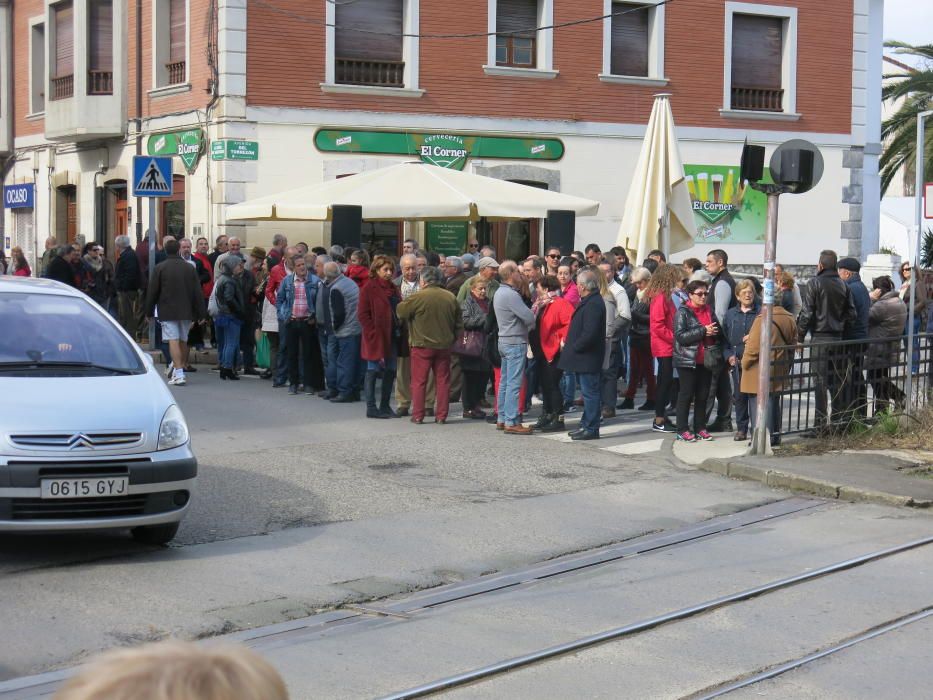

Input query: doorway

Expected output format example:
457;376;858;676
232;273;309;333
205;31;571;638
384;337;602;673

56;185;77;245
159;175;186;241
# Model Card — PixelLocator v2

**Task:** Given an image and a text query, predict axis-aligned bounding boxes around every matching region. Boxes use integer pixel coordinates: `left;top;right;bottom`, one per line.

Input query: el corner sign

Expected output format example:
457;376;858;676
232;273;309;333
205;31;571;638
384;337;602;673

314;129;564;171
147;129;204;174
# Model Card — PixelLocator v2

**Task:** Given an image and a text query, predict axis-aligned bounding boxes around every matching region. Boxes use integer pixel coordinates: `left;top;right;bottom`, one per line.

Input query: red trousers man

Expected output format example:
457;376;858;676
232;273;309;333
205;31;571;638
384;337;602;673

410;347;451;423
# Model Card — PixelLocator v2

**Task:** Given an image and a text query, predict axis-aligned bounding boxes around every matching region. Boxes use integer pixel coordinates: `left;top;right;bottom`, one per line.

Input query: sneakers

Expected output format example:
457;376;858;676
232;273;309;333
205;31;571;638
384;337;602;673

651;420;677;433
695;429;714;441
164;362;174;379
167;374;186;386
288;385;299;395
677;430;697;442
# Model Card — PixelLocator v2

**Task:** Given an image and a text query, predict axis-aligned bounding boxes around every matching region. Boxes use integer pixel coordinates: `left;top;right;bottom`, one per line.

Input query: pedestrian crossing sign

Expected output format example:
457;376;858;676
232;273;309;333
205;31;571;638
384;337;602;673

132;156;174;197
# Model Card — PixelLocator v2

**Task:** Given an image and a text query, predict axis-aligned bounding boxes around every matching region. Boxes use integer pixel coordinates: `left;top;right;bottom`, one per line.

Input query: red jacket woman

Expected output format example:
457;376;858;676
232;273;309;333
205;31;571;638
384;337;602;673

649;293;676;358
538;295;574;362
358;275;398;361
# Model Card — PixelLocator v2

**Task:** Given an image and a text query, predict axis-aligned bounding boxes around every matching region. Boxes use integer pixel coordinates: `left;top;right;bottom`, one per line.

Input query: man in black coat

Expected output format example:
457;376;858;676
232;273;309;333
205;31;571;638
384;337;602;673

558;269;606;440
144;238;207;386
45;245;79;288
114;235;142;340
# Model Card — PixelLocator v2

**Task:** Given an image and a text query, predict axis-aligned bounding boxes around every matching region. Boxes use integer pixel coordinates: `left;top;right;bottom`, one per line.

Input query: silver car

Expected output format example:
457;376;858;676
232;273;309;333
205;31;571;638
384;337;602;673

0;276;196;544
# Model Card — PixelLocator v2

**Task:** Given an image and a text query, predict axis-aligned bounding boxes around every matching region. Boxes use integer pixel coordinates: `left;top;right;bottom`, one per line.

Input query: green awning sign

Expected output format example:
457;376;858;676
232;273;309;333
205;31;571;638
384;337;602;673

211;139;260;161
147;129;204;174
314;129;564;170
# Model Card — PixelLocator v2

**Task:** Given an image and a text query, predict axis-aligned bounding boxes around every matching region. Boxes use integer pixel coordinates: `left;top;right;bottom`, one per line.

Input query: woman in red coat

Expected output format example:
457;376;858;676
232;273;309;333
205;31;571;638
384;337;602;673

531;275;575;432
645;263;682;433
358;255;401;418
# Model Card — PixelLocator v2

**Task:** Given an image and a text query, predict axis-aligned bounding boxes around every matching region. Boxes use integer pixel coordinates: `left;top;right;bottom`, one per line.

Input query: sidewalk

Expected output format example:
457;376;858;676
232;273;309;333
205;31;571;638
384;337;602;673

691;444;933;509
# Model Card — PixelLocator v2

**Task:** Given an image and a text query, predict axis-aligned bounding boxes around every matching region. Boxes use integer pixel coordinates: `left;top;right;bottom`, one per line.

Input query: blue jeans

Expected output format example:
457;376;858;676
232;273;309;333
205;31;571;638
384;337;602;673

215;314;243;369
497;341;526;426
578;372;602;434
326;333;361;397
367;353;397;372
561;371;576;407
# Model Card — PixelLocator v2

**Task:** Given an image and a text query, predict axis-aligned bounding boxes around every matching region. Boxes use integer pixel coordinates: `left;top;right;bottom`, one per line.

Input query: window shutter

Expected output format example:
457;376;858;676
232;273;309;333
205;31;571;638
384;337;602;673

335;0;403;62
610;4;649;77
731;14;782;88
89;0;113;72
169;0;186;63
497;0;538;39
54;2;74;78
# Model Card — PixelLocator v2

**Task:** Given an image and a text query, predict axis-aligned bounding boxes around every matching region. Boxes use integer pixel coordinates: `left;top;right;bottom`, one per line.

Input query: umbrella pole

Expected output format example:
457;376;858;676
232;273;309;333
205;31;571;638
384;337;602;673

661;212;670;260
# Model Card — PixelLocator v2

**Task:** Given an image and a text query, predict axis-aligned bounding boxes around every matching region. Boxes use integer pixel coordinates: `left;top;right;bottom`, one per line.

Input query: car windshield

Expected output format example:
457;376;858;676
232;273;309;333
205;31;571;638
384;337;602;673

0;292;144;373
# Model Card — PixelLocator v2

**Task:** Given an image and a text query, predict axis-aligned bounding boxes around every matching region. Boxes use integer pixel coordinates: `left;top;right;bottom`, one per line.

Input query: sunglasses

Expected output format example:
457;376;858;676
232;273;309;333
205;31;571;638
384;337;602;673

902;267;911;272
691;291;708;297
547;254;560;259
468;243;479;248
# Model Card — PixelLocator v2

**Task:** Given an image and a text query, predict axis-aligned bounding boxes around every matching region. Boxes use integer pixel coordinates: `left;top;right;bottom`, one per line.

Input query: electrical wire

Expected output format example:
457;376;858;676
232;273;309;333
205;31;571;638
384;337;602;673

252;0;674;40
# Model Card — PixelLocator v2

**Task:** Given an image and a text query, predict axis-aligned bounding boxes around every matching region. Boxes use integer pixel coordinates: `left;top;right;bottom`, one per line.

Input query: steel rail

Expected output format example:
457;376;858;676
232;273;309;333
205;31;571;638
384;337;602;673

694;606;933;698
377;535;933;700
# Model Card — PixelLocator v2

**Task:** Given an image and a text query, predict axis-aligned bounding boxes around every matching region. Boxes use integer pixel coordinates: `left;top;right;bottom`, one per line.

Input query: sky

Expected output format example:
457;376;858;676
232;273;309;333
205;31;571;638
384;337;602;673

883;0;932;51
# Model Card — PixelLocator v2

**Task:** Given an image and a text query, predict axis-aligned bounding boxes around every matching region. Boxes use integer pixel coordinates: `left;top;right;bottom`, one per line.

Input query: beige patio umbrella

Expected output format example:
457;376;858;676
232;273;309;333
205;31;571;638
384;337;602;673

617;94;697;262
226;161;600;222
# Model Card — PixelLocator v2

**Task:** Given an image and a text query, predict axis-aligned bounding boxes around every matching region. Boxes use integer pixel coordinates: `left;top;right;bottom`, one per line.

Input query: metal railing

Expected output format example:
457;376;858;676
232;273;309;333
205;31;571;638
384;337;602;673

335;58;404;87
166;60;186;85
765;333;932;436
731;85;784;112
87;70;113;95
50;74;74;100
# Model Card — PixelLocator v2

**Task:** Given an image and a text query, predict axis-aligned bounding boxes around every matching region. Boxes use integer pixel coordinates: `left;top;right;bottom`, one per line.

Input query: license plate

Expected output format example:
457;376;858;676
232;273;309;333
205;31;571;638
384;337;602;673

40;477;129;499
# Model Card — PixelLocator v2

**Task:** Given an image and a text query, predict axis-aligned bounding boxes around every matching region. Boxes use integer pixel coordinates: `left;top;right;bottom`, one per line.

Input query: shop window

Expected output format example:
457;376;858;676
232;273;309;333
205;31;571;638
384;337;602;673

87;0;113;95
51;1;74;101
363;222;402;257
723;2;798;117
496;0;537;68
153;0;187;89
30;21;45;113
160;175;185;240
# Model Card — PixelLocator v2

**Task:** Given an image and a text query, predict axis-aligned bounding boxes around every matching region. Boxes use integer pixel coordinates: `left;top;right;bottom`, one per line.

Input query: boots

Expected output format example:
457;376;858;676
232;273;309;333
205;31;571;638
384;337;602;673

540;414;565;433
364;370;384;418
379;369;398;418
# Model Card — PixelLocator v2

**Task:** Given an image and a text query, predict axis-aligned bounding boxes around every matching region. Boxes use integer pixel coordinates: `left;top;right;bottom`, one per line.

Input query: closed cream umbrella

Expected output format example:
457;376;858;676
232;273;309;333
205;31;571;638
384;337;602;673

226;161;600;222
617;94;697;262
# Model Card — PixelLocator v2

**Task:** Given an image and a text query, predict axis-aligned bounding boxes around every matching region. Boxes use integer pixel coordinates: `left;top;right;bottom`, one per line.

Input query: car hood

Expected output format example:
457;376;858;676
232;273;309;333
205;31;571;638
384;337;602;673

1;371;175;455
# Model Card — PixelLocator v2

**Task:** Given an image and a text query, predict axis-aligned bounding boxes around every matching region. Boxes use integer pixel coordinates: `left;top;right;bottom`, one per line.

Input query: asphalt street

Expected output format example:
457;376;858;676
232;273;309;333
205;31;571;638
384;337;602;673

2;366;930;698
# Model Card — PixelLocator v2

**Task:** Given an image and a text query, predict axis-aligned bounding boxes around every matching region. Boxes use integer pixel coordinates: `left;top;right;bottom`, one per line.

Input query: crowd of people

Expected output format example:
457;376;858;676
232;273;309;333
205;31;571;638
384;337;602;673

24;230;928;443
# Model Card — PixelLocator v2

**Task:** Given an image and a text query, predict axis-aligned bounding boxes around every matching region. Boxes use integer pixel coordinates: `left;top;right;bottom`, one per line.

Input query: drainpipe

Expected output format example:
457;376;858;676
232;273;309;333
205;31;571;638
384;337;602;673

134;0;142;244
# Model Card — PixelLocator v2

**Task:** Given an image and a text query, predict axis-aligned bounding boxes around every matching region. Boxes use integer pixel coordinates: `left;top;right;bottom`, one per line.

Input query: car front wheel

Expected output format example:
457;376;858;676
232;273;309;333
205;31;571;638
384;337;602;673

131;522;180;546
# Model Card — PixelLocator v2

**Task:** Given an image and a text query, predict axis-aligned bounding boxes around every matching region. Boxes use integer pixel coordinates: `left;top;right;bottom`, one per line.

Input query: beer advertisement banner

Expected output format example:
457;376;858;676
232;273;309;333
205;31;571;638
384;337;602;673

684;164;770;244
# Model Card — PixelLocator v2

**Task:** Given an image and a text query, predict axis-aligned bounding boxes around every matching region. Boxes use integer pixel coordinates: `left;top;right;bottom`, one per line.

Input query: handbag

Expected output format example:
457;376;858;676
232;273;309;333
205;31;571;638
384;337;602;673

703;341;724;372
453;329;485;357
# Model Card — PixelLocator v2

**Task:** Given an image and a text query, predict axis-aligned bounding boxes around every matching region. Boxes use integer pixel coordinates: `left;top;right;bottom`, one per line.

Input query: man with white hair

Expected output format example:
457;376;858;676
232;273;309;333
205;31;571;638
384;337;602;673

394;254;435;416
317;261;362;401
444;256;468;295
268;233;288;266
213;236;242;278
493;261;536;434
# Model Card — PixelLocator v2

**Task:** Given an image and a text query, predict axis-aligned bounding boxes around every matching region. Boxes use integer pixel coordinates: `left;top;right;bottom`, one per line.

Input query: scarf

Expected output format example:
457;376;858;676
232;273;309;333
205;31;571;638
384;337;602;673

83;254;103;273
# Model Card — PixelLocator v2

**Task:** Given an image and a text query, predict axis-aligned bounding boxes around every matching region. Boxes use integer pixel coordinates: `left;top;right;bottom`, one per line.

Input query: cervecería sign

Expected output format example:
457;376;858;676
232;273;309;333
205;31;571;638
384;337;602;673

314;129;564;170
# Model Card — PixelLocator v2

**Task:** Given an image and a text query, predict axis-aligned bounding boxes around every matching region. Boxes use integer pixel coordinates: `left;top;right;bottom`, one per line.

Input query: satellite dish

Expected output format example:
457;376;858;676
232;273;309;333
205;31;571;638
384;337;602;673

769;139;824;194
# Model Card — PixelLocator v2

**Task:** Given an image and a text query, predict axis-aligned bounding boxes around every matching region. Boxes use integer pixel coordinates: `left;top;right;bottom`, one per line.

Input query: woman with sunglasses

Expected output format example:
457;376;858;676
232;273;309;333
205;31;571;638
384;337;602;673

898;261;927;374
545;247;562;276
672;280;723;442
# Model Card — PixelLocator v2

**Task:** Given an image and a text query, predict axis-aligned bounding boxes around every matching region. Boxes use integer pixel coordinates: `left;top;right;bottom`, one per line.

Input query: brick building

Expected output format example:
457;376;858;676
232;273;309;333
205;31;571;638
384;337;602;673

1;0;884;268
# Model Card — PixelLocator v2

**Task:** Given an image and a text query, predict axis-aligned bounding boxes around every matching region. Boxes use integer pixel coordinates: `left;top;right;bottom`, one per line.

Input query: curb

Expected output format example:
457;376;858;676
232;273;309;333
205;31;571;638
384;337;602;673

698;458;933;509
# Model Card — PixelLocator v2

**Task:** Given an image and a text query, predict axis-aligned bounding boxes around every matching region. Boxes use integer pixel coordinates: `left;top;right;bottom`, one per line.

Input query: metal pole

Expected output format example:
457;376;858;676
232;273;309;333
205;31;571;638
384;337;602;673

660;211;670;261
147;197;156;348
906;111;931;414
747;191;780;456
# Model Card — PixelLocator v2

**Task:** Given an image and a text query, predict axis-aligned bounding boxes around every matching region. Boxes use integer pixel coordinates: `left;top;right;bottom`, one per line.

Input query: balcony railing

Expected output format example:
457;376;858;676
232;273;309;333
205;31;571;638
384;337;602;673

87;70;113;95
51;74;74;101
335;58;404;88
166;60;186;85
731;85;784;112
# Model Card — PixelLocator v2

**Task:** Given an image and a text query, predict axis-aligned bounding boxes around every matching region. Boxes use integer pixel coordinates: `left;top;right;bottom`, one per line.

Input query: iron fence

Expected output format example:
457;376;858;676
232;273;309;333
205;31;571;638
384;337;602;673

765;333;933;436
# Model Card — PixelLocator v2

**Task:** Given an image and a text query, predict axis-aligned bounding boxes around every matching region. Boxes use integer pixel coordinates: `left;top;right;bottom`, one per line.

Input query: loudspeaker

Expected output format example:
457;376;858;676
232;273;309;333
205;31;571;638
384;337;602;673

778;149;814;188
330;205;362;249
740;144;766;183
545;210;575;255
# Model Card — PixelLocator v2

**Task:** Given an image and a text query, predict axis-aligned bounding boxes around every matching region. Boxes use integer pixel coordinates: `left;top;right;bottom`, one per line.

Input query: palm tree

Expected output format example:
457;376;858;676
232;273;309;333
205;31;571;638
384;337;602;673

880;42;933;195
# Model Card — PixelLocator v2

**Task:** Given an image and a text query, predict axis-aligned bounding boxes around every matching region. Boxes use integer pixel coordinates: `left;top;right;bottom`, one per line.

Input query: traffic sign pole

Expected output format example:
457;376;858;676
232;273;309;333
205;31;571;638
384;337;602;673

148;198;156;348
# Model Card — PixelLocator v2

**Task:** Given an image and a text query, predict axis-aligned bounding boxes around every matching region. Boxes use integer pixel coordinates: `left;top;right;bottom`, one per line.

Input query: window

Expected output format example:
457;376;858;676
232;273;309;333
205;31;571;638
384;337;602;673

87;0;113;95
484;0;555;78
153;0;187;89
322;0;422;96
335;0;403;87
496;0;537;68
51;2;74;101
722;2;798;118
600;0;666;84
30;21;45;113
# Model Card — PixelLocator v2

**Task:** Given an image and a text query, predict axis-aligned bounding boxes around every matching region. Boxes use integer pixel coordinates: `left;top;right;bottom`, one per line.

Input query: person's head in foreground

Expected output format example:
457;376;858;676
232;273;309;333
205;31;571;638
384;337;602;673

53;640;288;700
